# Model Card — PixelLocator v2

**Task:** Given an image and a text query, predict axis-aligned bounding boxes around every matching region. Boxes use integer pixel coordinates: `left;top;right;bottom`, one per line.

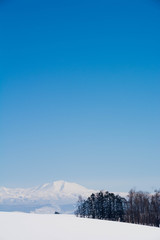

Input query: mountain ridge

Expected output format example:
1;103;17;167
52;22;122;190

0;180;97;213
0;180;127;214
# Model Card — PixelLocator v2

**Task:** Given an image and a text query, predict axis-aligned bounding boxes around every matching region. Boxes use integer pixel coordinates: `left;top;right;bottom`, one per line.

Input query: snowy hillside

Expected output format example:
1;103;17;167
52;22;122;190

0;180;96;213
0;212;160;240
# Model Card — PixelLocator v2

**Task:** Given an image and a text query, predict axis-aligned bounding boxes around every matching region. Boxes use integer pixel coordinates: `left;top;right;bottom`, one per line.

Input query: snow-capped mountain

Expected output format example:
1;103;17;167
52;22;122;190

0;181;97;214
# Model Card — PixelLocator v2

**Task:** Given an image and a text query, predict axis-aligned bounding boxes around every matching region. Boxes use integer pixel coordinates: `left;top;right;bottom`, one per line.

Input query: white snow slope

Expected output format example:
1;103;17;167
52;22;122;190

0;212;160;240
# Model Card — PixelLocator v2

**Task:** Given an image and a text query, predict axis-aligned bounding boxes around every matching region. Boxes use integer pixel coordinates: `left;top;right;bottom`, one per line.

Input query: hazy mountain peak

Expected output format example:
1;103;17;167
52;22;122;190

0;180;97;214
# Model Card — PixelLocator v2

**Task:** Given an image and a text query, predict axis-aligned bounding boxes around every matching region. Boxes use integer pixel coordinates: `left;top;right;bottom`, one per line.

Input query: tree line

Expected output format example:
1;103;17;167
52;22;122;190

75;189;160;227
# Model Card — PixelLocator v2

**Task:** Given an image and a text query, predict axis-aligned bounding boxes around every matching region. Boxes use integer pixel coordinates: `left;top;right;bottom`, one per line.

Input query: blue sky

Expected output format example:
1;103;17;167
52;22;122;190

0;0;160;192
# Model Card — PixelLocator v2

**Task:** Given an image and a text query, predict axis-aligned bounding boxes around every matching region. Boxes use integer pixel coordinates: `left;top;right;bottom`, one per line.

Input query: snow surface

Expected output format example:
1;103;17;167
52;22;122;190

0;212;160;240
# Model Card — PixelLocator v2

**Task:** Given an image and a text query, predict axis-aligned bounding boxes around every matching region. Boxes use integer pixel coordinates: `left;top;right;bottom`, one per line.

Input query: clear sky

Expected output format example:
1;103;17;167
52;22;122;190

0;0;160;192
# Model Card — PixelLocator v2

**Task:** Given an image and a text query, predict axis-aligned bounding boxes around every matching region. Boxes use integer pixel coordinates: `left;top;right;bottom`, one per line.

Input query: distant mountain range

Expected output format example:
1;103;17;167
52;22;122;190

0;180;127;214
0;180;97;214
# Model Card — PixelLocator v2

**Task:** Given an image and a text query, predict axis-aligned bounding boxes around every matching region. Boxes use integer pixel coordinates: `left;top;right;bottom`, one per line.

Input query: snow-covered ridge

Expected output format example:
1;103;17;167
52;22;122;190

0;181;127;213
0;180;96;201
0;180;97;213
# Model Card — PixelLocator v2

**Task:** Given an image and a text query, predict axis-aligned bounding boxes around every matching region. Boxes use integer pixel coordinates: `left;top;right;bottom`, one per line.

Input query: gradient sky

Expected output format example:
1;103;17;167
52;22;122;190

1;0;160;192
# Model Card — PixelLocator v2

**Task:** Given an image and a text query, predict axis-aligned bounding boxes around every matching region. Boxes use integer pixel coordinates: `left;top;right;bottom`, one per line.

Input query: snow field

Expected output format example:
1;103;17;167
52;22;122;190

0;212;160;240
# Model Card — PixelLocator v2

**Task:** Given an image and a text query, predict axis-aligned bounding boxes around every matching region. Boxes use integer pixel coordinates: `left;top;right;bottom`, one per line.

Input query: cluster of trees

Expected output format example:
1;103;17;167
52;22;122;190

75;190;160;227
126;190;160;227
75;192;125;221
